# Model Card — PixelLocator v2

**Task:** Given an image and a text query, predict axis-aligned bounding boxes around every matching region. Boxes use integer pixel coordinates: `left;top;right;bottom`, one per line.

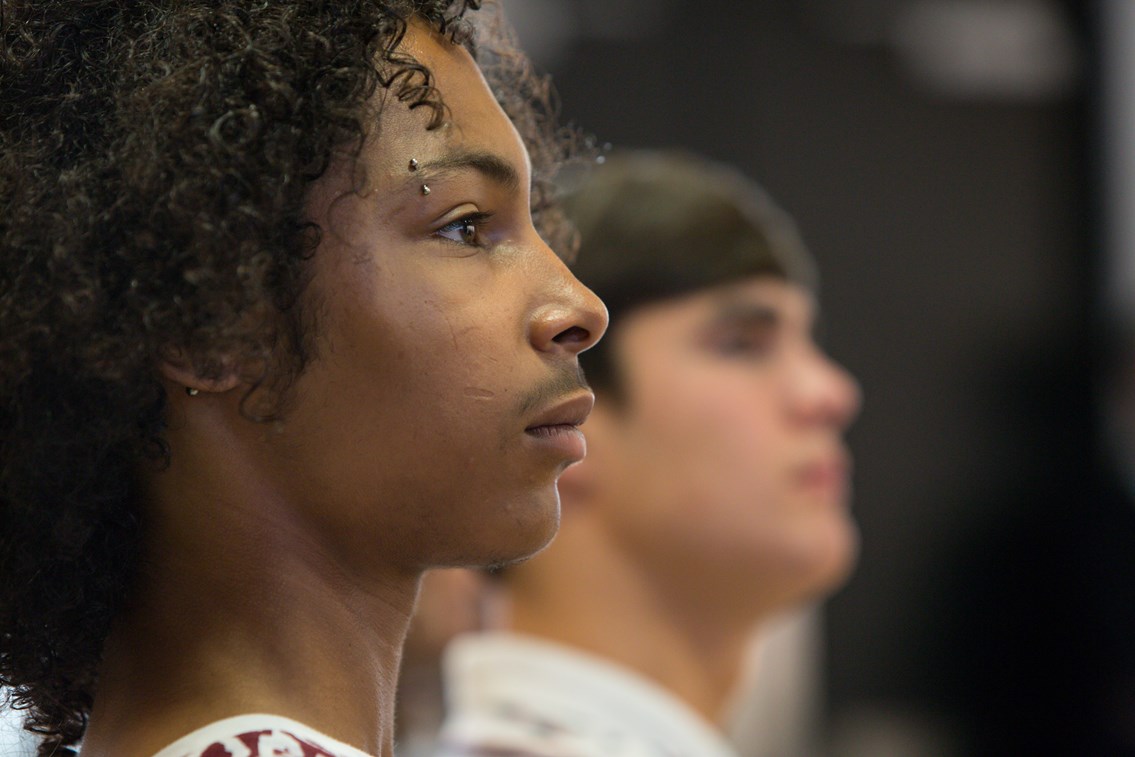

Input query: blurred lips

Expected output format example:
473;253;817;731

798;449;852;501
524;392;595;463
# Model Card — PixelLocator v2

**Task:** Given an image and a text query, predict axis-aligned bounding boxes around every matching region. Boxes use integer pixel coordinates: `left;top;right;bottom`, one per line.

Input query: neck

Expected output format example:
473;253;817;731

83;427;419;757
506;514;759;725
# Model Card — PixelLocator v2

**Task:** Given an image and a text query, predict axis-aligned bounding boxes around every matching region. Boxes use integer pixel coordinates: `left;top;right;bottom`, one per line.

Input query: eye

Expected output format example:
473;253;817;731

715;333;773;357
706;323;778;359
435;212;493;247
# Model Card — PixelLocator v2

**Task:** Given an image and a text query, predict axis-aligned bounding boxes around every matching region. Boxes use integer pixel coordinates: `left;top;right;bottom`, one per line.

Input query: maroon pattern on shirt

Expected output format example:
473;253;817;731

195;729;346;757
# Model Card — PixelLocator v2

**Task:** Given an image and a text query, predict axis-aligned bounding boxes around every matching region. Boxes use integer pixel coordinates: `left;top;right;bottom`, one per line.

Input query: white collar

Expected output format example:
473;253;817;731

151;713;374;757
442;632;739;757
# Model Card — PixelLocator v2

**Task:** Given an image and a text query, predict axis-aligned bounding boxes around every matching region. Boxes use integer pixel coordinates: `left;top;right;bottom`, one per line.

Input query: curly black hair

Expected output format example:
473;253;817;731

0;2;576;754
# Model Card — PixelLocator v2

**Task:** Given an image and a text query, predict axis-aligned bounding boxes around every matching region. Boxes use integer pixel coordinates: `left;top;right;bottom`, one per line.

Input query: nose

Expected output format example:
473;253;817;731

792;347;862;430
528;255;608;357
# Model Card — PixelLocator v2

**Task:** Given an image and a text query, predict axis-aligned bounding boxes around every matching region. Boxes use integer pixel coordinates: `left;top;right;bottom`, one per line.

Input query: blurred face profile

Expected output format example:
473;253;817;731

582;276;860;617
246;23;606;576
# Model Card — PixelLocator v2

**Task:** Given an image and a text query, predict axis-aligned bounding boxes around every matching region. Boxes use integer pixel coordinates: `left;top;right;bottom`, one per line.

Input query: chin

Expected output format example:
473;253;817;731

793;519;861;601
736;519;861;615
440;487;562;569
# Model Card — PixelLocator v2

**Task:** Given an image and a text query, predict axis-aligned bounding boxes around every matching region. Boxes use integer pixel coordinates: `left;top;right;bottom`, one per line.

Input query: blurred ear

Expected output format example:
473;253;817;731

158;348;243;395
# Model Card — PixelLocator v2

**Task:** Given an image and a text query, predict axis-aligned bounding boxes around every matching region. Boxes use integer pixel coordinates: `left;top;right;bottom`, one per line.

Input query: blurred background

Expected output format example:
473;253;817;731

499;0;1135;755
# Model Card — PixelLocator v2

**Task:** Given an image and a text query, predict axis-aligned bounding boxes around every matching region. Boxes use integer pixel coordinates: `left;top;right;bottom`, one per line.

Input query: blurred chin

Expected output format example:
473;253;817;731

788;516;861;602
719;517;861;619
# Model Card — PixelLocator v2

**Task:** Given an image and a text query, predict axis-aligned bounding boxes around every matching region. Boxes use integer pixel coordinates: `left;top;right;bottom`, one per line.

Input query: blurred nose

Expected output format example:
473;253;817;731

529;254;608;358
791;347;862;430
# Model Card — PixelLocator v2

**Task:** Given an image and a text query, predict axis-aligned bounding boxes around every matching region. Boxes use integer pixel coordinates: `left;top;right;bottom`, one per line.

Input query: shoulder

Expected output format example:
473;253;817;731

151;714;374;757
438;696;649;757
440;633;739;757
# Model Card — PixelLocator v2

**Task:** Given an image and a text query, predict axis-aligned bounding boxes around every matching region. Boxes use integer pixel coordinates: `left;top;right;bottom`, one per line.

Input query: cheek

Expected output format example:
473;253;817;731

628;369;782;512
374;326;524;486
291;281;521;490
365;283;519;413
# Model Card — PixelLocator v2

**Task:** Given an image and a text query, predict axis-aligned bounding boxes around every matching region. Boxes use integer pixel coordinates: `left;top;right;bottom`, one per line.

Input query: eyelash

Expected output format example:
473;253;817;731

711;330;776;358
435;212;494;248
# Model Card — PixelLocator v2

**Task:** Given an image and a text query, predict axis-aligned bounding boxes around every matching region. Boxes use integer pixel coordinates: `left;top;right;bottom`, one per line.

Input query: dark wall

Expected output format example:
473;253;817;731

530;0;1113;753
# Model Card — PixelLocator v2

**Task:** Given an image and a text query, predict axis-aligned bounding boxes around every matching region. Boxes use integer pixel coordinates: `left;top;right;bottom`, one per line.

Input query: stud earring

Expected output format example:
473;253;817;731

185;387;199;397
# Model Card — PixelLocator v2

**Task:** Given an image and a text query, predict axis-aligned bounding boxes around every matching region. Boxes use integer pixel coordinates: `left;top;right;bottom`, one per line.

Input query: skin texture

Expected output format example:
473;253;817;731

508;276;859;722
79;21;605;757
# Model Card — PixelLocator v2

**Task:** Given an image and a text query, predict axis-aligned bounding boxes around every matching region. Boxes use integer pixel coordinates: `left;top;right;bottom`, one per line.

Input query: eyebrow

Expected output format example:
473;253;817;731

712;301;781;328
416;149;522;192
712;298;830;344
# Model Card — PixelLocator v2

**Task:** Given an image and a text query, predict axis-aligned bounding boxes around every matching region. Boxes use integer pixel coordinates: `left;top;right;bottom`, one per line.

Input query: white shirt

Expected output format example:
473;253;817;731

437;633;740;757
153;714;374;757
2;703;376;757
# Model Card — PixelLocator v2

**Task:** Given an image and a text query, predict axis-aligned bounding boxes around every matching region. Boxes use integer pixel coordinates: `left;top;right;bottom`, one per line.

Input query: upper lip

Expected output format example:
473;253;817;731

525;392;595;431
799;449;852;480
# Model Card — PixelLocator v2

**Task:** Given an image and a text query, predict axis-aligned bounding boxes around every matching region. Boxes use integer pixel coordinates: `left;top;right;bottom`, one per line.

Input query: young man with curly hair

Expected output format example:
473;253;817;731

437;151;861;756
0;3;605;756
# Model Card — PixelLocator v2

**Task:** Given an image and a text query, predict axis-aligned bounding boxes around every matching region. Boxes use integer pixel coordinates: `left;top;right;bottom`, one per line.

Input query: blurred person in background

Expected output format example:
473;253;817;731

435;150;862;757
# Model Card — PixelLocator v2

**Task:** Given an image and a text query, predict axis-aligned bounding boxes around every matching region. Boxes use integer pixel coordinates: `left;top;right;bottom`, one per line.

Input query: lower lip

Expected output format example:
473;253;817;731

800;469;850;501
525;424;587;462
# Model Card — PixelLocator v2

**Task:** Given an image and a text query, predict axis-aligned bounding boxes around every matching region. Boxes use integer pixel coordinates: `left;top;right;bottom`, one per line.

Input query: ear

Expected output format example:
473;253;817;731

158;348;243;396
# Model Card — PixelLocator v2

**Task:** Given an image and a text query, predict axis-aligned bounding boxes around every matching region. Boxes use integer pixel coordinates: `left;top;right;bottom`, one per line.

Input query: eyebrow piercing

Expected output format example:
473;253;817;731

408;158;419;171
185;387;199;396
420;184;431;196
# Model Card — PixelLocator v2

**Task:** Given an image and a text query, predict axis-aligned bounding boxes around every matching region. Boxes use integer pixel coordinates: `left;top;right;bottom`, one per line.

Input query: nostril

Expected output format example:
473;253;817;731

553;325;590;345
